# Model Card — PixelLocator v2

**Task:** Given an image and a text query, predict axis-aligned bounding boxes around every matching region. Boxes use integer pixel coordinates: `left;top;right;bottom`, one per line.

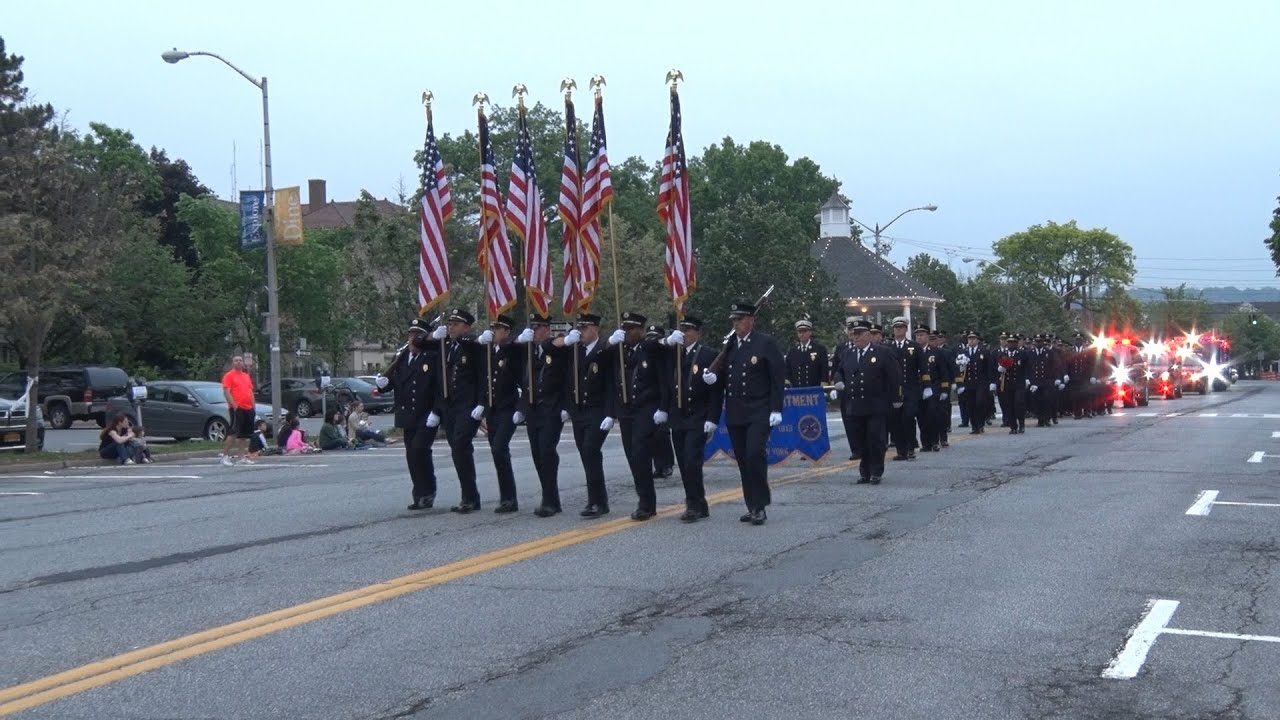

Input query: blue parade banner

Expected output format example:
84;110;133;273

239;190;266;250
703;386;831;465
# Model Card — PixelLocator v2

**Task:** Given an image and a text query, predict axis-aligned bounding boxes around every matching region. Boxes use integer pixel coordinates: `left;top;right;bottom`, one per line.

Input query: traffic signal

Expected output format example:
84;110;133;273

1251;313;1259;325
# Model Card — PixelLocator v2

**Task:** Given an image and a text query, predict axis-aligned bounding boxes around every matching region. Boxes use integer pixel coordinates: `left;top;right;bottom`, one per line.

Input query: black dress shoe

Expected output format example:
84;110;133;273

679;509;706;523
580;504;608;518
533;505;560;518
941;441;949;448
849;454;861;462
931;445;942;452
856;477;871;484
739;511;753;522
908;450;917;459
870;476;882;485
1017;427;1026;434
630;507;656;521
749;509;767;525
407;495;434;510
494;501;519;514
450;502;480;514
654;466;674;479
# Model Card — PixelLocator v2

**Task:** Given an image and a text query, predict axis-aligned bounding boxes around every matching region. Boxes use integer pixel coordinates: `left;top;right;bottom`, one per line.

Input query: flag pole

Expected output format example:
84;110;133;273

601;85;627;407
467;92;494;402
562;79;581;406
665;70;686;411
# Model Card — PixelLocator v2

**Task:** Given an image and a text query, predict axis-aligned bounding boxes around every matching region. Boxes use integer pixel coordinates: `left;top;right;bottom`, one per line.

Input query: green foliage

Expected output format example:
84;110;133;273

689;138;838;238
1266;194;1280;275
1094;286;1146;331
994;220;1136;309
1144;284;1212;336
1222;310;1280;370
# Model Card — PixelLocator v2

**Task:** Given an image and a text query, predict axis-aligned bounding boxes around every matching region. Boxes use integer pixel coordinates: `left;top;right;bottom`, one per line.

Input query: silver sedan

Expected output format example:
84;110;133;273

104;381;272;442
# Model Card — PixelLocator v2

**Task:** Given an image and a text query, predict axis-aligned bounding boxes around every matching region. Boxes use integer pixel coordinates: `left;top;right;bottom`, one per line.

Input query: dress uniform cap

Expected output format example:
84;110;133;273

965;329;978;338
527;312;552;326
934;329;946;337
620;311;646;328
408;318;429;334
892;316;909;327
913;324;931;334
448;308;475;325
644;324;664;338
848;318;873;332
575;312;602;327
490;313;515;329
679;315;703;330
794;313;814;330
728;302;756;318
870;323;884;333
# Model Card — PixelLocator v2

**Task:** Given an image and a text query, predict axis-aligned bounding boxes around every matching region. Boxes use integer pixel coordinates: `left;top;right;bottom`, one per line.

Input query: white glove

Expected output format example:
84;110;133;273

1030;385;1038;393
1054;381;1062;389
470;405;485;421
989;383;997;393
425;412;441;428
653;410;668;425
477;329;494;345
431;325;448;340
563;328;581;345
665;330;685;346
829;389;839;401
600;417;614;432
940;392;948;401
1090;377;1099;385
997;366;1006;374
1062;375;1070;384
515;328;535;344
559;410;569;422
702;370;718;385
892;402;904;409
375;375;389;389
957;386;966;395
922;387;934;400
1025;379;1030;389
956;354;970;367
833;381;845;391
607;329;625;346
703;421;717;434
512;410;525;424
768;412;782;427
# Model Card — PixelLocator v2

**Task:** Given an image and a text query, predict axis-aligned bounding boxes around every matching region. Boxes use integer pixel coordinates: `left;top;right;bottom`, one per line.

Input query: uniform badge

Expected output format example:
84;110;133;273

422;363;429;372
498;359;506;368
928;356;936;364
908;347;915;354
642;360;648;369
692;364;699;374
809;352;817;361
545;355;553;366
460;355;468;365
591;362;599;374
871;357;877;364
751;356;758;365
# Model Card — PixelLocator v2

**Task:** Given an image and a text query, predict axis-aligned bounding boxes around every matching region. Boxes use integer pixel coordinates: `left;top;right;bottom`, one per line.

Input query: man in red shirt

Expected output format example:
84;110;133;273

221;355;257;466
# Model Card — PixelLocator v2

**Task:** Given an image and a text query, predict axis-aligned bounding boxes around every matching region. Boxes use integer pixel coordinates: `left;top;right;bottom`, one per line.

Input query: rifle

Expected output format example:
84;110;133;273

707;284;776;374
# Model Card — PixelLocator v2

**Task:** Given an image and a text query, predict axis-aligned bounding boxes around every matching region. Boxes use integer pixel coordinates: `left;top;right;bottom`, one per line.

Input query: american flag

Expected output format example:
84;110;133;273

657;87;693;313
577;95;612;311
417;110;453;314
477;109;517;319
506;106;551;317
558;96;583;316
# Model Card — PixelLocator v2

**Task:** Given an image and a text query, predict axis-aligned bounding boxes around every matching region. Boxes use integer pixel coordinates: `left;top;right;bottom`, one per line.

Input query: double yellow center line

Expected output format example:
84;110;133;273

0;461;854;716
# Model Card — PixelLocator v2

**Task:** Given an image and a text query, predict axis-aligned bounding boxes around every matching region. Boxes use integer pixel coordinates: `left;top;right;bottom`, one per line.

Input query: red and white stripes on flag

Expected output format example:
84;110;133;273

477;108;517;319
558;96;583;315
577;94;612;312
506;105;551;317
657;87;693;313
417;110;453;314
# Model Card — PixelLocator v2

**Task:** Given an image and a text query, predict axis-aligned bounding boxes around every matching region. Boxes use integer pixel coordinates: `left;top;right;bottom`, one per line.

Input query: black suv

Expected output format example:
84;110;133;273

0;366;132;429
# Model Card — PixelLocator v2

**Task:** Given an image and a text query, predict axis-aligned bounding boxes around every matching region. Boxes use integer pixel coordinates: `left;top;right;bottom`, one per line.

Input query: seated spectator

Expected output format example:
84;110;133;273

318;410;353;451
247;420;279;458
283;418;318;454
276;413;294;449
347;401;393;446
129;425;154;464
99;415;137;465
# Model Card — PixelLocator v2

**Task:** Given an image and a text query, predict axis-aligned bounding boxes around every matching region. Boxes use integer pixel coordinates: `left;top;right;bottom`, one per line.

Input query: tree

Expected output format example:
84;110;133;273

1145;284;1213;336
993;220;1136;310
0;37;53;140
1267;194;1280;274
143;148;212;268
689;138;838;239
1093;286;1145;333
1222;310;1280;375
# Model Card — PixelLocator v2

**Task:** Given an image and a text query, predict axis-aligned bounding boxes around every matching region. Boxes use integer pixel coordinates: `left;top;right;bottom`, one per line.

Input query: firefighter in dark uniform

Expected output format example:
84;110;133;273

605;312;672;521
929;329;956;447
785;314;828;388
1026;333;1057;428
663;316;723;522
997;333;1029;434
886;317;922;460
563;312;615;517
476;313;523;512
376;318;440;510
1065;332;1095;419
703;301;784;525
514;313;569;517
913;325;947;451
828;318;861;460
958;330;996;434
428;308;488;513
645;324;676;480
830;317;902;484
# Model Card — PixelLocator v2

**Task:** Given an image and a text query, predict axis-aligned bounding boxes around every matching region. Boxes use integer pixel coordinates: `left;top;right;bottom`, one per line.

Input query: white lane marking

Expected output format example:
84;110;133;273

1214;501;1280;509
1199;413;1218;417
1162;628;1280;643
1102;599;1180;679
1137;412;1158;417
1113;412;1127;417
0;492;43;496
3;474;202;480
1249;451;1266;463
1185;491;1219;516
1273;431;1280;439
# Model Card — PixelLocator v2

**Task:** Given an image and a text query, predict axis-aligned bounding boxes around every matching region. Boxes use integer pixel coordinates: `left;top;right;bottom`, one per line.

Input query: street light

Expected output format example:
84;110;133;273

851;205;937;256
961;257;1008;274
162;48;283;429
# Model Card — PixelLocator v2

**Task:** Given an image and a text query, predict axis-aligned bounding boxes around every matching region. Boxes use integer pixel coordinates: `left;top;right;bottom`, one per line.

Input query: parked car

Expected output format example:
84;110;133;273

0;377;46;452
254;377;329;418
105;381;273;442
330;377;393;414
0;366;132;429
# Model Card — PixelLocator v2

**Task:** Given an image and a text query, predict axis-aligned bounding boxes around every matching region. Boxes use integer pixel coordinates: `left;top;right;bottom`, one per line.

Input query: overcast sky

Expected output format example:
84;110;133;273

7;0;1279;288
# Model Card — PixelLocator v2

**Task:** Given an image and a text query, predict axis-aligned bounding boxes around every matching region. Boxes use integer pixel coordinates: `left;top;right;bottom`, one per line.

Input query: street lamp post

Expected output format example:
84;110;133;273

851;204;938;257
162;49;282;429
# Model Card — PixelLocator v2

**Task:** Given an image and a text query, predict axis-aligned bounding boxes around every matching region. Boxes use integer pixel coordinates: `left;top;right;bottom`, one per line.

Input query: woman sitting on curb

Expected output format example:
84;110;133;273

318;410;354;451
99;415;139;465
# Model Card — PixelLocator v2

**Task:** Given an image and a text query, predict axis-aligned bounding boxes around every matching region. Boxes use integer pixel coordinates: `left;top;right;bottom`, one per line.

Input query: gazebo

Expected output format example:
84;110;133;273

811;192;944;328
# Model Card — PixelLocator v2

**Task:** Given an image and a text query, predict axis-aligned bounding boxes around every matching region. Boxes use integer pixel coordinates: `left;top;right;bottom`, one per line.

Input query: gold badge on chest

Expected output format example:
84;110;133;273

545;355;553;365
809;352;817;361
422;363;430;372
870;357;877;364
641;360;648;369
498;359;506;368
750;356;758;365
591;362;599;374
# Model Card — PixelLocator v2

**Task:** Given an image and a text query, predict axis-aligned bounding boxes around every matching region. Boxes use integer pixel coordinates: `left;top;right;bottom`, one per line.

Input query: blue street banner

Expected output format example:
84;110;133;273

704;386;831;465
239;191;266;250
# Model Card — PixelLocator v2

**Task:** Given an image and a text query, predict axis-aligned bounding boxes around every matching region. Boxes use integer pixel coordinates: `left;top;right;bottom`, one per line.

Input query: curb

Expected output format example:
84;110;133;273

0;449;223;477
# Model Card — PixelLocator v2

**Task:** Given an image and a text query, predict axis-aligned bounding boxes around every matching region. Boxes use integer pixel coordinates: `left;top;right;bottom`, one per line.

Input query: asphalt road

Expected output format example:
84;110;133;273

2;383;1279;719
